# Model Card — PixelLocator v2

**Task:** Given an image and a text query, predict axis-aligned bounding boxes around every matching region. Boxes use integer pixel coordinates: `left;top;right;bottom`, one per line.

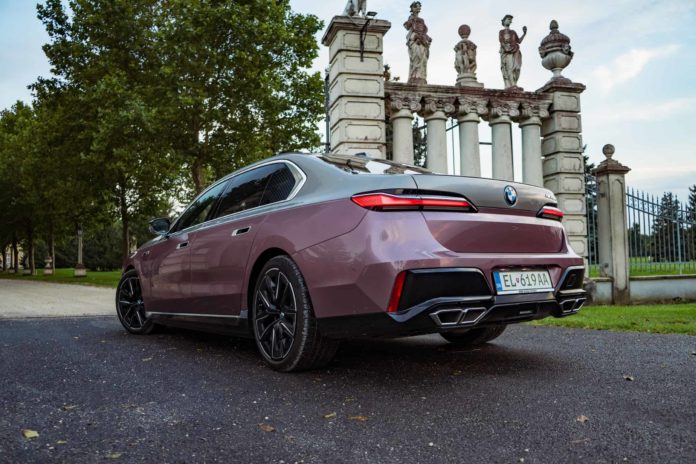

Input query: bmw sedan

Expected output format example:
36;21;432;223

117;153;586;372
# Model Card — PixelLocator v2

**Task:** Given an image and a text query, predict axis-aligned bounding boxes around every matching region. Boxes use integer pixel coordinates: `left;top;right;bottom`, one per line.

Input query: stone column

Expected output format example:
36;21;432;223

540;81;587;259
489;101;519;181
594;145;631;305
322;16;392;157
74;224;86;277
421;97;454;174
388;94;421;165
457;99;488;177
519;101;550;187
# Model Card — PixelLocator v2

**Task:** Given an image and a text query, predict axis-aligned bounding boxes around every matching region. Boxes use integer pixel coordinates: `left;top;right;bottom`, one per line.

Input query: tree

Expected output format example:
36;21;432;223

34;0;324;261
36;0;179;259
687;185;696;260
153;0;325;192
0;102;42;274
652;192;682;262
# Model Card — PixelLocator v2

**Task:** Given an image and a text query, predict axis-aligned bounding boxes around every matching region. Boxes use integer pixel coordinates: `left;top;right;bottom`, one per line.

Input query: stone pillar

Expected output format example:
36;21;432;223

540;82;587;259
421;97;454;174
489;101;519;181
388;95;421;165
74;224;86;277
322;16;392;157
457;99;488;177
594;145;631;305
519;101;550;187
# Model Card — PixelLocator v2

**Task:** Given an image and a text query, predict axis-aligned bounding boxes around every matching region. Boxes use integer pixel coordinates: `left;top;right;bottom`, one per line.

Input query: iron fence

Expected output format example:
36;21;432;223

585;174;600;276
585;178;696;276
626;188;696;275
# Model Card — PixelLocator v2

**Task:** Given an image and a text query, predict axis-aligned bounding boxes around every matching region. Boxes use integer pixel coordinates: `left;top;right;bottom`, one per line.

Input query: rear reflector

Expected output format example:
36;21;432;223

538;206;564;221
387;271;407;313
351;193;476;212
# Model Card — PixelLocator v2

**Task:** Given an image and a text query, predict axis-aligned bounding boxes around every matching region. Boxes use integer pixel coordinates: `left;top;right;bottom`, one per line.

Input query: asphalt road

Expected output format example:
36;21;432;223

1;317;694;464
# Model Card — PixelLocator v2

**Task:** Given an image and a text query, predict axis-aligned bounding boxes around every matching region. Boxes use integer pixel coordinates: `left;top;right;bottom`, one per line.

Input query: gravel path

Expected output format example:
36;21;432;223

0;280;114;319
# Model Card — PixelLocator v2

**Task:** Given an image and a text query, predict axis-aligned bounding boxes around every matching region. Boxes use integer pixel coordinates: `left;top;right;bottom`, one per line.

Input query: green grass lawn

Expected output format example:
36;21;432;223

0;268;121;288
531;304;696;335
587;260;696;278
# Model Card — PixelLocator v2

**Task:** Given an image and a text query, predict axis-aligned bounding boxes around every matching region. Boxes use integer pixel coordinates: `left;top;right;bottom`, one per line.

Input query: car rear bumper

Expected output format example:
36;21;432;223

317;289;586;339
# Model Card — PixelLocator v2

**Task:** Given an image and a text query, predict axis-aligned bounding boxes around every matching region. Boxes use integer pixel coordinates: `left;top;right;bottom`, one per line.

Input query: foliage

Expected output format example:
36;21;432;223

651;192;683;262
687;185;696;260
0;0;323;265
152;0;325;192
55;224;123;270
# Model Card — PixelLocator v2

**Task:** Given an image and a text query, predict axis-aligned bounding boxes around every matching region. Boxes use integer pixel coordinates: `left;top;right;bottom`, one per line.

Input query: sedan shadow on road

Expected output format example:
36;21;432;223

137;324;571;382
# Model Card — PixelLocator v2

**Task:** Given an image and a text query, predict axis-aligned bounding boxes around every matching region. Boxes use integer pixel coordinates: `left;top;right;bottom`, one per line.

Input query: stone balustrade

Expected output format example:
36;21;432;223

385;82;552;184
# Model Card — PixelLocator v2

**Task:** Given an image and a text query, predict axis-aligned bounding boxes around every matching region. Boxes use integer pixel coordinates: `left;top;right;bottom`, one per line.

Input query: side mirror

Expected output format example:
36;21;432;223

149;217;171;236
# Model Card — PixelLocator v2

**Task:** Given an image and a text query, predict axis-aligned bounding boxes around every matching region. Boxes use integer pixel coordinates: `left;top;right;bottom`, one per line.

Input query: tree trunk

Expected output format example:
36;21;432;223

191;156;205;194
119;188;130;261
12;233;19;273
1;244;6;271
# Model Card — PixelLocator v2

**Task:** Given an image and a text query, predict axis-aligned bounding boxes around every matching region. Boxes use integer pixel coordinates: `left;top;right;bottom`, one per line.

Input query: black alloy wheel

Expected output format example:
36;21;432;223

254;268;298;361
116;269;157;334
252;256;339;372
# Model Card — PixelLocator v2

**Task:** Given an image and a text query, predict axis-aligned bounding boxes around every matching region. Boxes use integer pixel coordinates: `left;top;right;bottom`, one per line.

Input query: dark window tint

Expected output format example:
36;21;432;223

173;181;227;232
261;164;298;205
214;164;277;218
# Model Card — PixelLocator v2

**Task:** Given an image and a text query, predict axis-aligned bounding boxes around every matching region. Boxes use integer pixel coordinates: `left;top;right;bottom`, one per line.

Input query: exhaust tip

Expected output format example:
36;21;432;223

430;307;487;327
430;309;463;326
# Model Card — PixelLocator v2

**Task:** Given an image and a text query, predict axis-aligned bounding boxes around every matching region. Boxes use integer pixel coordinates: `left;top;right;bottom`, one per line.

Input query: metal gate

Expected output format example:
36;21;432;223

586;178;696;276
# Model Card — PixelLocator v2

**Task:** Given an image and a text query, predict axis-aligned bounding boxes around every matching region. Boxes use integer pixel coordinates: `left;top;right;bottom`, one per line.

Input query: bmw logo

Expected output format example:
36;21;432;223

504;186;518;206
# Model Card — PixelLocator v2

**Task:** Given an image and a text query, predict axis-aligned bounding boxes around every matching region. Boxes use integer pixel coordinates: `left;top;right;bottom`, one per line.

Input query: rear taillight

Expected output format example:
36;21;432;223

388;271;407;313
351;193;476;212
538;206;564;221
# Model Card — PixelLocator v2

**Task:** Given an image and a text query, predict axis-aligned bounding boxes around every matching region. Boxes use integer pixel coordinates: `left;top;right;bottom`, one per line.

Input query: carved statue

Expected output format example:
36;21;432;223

499;14;527;90
343;0;367;17
454;24;482;87
403;1;431;85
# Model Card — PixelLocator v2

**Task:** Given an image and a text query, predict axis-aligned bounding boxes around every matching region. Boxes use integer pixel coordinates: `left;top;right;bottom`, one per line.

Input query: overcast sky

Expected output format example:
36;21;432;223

1;0;695;199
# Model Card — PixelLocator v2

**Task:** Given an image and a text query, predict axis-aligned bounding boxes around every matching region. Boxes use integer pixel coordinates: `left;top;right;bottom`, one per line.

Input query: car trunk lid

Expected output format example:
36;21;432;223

411;174;565;254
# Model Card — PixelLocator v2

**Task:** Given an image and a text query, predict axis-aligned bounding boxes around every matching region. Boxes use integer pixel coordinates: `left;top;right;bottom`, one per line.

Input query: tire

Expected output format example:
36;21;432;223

115;269;158;335
252;256;339;372
439;325;507;346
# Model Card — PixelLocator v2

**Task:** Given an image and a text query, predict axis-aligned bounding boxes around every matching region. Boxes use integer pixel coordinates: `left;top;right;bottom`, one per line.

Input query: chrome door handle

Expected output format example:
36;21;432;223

176;241;189;249
231;226;251;236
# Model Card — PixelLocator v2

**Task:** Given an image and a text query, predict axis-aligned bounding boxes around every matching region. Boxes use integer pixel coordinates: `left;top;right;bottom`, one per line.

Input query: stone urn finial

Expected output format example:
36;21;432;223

603;144;615;160
539;19;573;84
595;143;630;176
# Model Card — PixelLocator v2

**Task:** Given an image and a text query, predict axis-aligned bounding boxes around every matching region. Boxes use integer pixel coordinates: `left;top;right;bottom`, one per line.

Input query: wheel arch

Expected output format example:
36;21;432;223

245;247;290;314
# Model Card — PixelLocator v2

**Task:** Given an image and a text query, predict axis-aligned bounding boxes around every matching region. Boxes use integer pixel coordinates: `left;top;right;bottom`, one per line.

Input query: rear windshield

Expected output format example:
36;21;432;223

318;154;430;175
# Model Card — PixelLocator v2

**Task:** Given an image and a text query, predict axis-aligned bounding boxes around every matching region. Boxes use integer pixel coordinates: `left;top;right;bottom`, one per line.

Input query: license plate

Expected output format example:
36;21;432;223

493;270;553;295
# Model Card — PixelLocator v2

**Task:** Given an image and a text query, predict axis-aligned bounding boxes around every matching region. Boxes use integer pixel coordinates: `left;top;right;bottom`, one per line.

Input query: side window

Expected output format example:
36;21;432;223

213;164;277;218
213;163;301;219
173;181;227;232
261;164;299;206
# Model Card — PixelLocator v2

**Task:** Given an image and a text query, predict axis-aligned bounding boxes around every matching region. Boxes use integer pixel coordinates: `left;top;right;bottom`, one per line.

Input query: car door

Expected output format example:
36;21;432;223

187;162;303;316
146;181;227;314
